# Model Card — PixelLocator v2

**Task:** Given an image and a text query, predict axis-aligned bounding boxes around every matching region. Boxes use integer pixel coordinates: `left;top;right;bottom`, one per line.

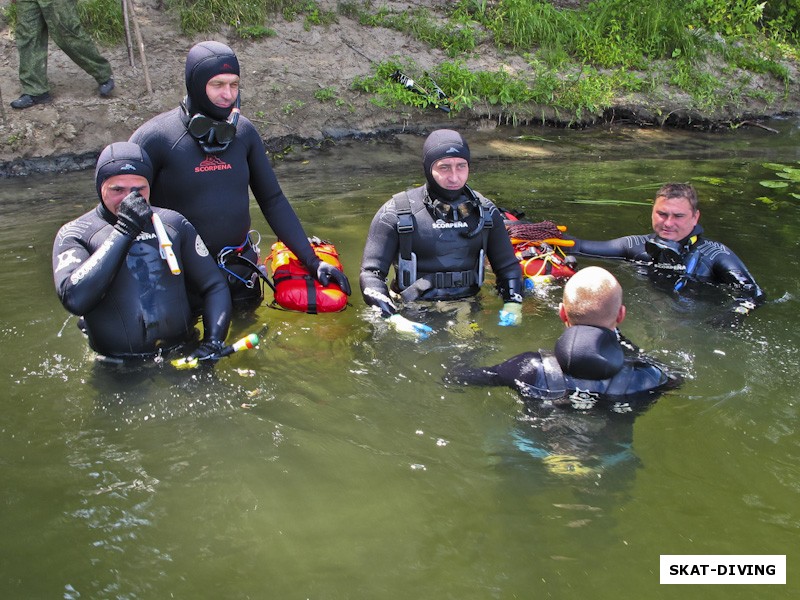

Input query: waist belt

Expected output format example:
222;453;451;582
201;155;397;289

399;269;477;302
433;270;475;289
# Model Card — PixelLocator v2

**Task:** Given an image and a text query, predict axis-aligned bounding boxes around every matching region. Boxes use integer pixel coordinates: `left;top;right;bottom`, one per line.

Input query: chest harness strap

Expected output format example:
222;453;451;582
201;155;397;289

394;189;493;301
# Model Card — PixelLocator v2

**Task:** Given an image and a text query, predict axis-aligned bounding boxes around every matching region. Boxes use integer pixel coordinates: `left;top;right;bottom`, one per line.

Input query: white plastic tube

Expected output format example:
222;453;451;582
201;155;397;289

151;213;181;275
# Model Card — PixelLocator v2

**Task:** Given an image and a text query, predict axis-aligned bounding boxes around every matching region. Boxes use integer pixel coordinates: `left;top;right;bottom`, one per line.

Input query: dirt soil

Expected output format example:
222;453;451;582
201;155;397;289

1;0;798;177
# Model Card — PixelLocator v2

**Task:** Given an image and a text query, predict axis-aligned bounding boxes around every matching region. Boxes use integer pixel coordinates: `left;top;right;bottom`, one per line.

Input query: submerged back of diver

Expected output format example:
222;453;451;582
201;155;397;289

359;129;523;336
52;142;232;361
449;266;683;410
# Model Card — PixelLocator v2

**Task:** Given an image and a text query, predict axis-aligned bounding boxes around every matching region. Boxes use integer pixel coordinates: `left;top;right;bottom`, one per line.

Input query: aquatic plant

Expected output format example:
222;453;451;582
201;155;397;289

756;162;800;208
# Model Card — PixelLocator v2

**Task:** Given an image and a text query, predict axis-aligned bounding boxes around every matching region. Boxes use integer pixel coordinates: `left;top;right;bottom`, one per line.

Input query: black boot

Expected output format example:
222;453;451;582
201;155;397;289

10;93;52;109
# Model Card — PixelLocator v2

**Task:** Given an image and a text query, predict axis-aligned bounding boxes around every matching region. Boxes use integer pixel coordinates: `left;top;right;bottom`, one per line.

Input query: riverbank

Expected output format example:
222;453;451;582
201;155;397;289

1;0;798;178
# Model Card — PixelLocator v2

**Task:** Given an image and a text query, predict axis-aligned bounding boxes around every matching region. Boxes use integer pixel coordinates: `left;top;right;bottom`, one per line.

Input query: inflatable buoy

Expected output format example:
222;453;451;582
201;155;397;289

267;237;348;313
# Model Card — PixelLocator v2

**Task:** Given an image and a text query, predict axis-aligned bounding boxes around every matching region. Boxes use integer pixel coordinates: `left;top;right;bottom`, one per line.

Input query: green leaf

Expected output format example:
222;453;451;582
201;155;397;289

762;162;791;171
570;199;652;206
759;180;789;189
692;176;727;186
775;168;800;181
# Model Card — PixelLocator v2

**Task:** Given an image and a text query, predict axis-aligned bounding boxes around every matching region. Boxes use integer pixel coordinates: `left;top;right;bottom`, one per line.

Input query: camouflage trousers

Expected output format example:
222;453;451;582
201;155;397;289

15;0;112;96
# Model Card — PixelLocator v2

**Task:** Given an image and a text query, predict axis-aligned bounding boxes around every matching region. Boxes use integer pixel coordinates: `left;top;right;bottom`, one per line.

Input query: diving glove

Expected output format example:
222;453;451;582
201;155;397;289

315;261;352;295
187;339;227;363
114;192;152;238
386;314;433;340
498;302;522;327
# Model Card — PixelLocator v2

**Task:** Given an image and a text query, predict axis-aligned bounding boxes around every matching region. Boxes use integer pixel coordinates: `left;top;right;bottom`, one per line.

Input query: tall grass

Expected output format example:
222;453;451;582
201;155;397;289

77;0;124;44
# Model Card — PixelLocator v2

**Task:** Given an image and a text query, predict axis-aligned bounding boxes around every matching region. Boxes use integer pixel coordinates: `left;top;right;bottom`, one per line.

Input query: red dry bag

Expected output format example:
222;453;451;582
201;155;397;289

267;238;348;313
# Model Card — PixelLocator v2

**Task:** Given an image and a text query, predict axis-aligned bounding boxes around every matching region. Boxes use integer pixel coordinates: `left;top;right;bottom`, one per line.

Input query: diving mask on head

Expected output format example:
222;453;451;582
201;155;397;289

187;95;240;154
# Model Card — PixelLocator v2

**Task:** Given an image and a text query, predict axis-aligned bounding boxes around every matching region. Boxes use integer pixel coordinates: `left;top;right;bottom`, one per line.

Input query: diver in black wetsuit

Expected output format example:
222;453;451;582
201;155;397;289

566;182;765;328
451;266;682;409
129;41;350;307
360;129;524;337
52;142;232;362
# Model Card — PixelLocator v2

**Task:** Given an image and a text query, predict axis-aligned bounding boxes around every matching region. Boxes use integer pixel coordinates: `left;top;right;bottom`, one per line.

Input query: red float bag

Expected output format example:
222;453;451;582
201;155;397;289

267;238;348;313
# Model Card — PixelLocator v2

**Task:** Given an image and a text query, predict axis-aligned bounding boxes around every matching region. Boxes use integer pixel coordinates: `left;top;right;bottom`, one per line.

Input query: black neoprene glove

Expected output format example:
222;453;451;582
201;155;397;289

316;261;352;295
114;192;152;238
188;339;227;363
499;277;524;304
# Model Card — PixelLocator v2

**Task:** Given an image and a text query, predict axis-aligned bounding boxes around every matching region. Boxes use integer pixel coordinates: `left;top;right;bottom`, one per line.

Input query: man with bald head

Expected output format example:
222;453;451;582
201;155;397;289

451;266;680;408
559;265;625;330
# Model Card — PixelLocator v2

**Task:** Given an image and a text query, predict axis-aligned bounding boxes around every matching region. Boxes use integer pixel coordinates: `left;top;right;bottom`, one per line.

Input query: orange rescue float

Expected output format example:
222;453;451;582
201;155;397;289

267;237;348;313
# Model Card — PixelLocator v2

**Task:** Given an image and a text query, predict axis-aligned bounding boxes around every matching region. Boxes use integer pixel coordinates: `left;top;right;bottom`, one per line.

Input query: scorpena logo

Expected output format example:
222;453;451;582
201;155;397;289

432;219;468;229
195;155;232;173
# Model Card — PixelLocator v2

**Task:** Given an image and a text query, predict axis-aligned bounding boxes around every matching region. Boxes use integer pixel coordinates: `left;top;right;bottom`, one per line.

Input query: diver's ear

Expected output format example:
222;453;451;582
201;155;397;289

558;303;570;327
616;304;627;327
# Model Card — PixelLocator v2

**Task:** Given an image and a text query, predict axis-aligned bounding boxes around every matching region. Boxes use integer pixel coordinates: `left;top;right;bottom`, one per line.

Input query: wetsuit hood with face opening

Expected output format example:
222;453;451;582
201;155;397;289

422;129;470;203
184;41;240;120
94;141;153;202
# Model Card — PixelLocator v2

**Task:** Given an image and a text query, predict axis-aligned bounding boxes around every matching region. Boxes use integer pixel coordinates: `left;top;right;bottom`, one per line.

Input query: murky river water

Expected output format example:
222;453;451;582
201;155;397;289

1;122;799;598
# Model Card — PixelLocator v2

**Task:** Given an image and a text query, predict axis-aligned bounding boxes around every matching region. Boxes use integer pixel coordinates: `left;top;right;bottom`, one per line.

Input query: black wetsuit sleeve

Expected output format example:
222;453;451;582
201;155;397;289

452;352;541;388
52;215;133;316
359;201;399;317
713;248;766;307
703;243;766;325
567;235;650;261
171;215;232;342
485;205;523;297
245;127;319;270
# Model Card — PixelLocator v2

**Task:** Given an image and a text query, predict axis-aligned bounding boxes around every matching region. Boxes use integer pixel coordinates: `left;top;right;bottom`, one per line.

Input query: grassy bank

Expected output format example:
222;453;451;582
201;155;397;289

2;0;798;125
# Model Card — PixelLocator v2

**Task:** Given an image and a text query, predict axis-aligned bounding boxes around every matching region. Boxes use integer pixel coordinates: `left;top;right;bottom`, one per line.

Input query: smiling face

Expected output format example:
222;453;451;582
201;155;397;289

205;73;240;110
101;174;150;215
651;195;700;241
430;157;469;192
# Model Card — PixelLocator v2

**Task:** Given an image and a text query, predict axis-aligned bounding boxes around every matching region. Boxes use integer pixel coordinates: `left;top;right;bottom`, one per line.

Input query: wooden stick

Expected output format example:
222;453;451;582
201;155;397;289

0;84;6;125
122;0;135;67
126;0;152;94
741;120;779;134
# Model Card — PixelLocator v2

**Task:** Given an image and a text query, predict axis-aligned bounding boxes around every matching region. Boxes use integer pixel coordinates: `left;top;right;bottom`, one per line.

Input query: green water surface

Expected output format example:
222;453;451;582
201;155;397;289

1;122;798;599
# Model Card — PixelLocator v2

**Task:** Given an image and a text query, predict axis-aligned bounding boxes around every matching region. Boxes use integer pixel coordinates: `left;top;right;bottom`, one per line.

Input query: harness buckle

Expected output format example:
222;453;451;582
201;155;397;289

397;213;414;234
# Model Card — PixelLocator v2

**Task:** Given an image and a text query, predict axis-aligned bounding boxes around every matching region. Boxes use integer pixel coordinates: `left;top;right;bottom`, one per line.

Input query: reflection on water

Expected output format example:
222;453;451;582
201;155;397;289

1;122;799;598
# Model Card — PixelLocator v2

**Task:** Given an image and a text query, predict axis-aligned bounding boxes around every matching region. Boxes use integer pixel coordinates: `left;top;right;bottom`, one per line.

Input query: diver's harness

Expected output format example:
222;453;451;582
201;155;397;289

394;187;493;302
216;231;275;292
643;231;701;291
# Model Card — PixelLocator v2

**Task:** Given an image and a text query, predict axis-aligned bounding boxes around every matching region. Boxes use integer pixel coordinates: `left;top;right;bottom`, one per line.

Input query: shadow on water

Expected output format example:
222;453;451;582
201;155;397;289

1;121;799;598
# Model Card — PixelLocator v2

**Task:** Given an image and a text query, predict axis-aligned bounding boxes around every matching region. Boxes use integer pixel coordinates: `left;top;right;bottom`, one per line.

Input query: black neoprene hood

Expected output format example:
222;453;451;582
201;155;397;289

94;141;153;200
422;129;471;202
184;41;240;120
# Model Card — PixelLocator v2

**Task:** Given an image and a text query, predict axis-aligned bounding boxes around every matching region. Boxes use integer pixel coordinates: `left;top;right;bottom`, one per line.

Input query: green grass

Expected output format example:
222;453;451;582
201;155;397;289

5;0;796;123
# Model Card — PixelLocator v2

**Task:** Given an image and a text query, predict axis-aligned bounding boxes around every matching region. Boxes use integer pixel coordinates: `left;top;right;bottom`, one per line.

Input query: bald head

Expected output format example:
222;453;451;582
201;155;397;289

560;266;625;330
